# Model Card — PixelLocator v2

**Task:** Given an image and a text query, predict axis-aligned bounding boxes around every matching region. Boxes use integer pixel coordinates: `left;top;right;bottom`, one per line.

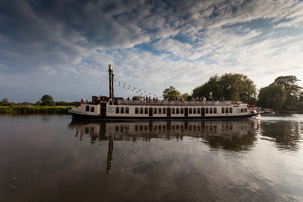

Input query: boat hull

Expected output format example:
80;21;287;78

70;112;259;120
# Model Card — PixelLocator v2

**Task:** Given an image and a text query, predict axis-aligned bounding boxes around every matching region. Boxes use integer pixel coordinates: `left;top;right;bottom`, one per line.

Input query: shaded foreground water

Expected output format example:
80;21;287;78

0;115;303;202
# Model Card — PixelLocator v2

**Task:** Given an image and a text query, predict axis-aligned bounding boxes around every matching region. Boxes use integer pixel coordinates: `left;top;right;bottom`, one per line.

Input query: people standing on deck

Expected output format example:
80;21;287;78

203;97;206;102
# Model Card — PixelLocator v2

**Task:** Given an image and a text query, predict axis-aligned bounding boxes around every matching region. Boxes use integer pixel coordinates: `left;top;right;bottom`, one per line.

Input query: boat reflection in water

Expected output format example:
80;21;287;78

68;119;258;173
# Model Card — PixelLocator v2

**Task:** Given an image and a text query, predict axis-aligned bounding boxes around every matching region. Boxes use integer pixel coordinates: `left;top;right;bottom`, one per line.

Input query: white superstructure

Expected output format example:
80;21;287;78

69;65;258;120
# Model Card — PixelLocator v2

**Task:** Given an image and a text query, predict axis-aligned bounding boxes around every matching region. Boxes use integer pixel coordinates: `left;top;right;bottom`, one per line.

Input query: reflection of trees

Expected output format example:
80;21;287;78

68;119;258;151
205;134;256;151
260;121;302;151
202;121;257;151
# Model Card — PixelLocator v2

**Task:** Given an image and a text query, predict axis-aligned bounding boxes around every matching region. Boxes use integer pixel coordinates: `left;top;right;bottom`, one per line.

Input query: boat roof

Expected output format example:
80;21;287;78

114;100;246;107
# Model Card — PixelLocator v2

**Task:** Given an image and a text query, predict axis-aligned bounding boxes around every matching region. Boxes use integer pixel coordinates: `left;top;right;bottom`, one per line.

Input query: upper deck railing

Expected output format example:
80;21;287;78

115;100;242;106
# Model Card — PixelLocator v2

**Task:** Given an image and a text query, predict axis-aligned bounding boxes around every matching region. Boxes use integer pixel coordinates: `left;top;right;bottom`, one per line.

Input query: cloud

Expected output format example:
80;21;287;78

0;0;303;102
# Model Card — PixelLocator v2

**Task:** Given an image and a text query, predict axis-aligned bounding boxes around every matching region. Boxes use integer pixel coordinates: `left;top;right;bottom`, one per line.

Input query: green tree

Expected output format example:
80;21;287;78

21;102;32;106
182;93;189;101
55;101;77;106
219;73;256;103
162;86;181;101
192;73;256;102
0;98;14;106
192;75;221;100
40;95;55;106
273;76;302;109
257;84;287;111
35;101;41;106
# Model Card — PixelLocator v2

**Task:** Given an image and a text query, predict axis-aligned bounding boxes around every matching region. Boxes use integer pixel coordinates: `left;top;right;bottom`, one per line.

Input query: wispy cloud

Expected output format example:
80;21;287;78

0;0;302;102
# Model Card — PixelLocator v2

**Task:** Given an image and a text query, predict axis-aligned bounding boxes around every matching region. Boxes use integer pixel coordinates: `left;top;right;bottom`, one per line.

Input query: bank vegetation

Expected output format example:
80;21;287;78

0;95;74;114
1;74;303;114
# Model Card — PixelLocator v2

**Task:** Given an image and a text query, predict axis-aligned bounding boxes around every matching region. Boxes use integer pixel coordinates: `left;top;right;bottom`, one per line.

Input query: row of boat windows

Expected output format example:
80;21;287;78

133;107;221;114
85;106;248;114
113;123;236;133
116;107;130;114
115;107;247;114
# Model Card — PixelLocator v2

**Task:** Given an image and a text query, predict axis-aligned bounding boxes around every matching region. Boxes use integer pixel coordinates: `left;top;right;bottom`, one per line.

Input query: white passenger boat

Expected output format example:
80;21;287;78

69;64;258;120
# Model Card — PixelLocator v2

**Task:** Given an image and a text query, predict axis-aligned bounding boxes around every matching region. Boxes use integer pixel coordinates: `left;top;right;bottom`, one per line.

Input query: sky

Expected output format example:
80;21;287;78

0;0;303;103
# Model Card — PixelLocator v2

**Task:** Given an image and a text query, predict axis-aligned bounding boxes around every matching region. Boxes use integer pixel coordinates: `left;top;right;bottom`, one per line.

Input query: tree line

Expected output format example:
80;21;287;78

0;95;76;107
1;74;302;111
162;74;302;111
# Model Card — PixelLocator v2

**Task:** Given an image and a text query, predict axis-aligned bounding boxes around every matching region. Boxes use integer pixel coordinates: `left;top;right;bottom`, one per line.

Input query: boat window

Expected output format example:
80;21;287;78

237;109;240;113
241;108;243;113
244;108;247;112
172;108;175;114
214;108;217;114
126;107;129;114
206;108;208;114
90;107;95;112
197;108;200;114
140;107;144;114
221;107;224;113
145;108;148;114
176;108;179;114
154;108;157;114
189;108;192;114
158;108;162;114
180;108;184;114
116;107;119;113
86;106;89;112
210;108;213;114
229;107;232;113
193;108;196;114
121;107;124;114
226;107;228;113
135;107;139;114
163;108;166;114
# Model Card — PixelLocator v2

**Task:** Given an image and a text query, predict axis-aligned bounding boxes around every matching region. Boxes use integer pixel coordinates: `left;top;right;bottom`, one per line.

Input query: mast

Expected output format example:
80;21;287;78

108;64;114;99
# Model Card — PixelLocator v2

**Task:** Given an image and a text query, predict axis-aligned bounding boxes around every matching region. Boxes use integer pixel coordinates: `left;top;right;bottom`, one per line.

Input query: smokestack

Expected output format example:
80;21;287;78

112;70;114;99
108;64;114;99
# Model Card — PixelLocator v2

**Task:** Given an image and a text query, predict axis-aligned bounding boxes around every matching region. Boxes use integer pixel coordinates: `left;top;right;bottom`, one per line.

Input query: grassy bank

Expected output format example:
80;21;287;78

0;106;73;114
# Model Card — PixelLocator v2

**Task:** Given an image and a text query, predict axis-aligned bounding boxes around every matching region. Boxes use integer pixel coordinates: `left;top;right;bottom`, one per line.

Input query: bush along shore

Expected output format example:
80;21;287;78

0;106;73;114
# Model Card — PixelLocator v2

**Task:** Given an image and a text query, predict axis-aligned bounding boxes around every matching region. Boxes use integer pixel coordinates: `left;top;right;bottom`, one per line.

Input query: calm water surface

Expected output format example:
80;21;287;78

0;114;303;202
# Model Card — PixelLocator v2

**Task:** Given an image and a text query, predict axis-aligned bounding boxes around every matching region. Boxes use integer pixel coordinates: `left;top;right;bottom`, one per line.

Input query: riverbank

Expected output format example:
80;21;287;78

274;111;303;114
0;106;73;114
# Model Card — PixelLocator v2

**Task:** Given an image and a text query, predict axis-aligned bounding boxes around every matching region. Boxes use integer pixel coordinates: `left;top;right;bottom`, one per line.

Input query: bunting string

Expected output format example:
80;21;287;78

114;78;162;99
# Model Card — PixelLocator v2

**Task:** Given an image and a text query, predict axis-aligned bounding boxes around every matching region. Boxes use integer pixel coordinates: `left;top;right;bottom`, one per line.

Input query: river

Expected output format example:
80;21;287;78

0;114;302;202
